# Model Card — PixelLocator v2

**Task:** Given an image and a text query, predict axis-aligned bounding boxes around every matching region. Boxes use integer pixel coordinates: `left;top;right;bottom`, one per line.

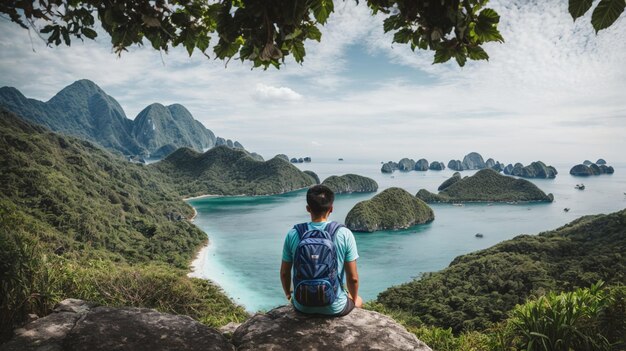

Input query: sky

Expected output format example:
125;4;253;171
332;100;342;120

0;0;625;164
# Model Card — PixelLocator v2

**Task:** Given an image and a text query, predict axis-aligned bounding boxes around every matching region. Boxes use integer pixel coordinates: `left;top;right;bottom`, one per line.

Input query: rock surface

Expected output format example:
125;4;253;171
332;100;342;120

510;161;557;179
447;159;464;171
232;305;431;351
381;161;399;173
321;174;378;194
570;163;615;176
2;300;432;351
596;158;607;165
461;152;486;170
0;299;234;351
503;164;513;175
414;158;429;171
398;158;416;171
429;161;445;171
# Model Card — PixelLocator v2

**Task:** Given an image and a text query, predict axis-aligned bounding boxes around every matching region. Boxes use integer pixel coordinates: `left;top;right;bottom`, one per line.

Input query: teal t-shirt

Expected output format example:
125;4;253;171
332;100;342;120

282;221;359;315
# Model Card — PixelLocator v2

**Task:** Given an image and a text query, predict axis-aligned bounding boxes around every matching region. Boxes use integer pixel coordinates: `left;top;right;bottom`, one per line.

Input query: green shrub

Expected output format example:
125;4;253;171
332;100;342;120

501;282;624;351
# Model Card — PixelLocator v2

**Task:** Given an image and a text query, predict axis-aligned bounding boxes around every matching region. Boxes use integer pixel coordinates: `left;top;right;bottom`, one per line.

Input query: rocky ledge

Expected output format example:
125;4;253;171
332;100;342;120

232;305;431;351
1;300;431;351
0;299;233;351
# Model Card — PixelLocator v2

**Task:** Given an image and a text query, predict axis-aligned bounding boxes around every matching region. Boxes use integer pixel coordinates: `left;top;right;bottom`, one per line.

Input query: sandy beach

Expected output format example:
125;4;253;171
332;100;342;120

188;240;209;278
182;194;221;201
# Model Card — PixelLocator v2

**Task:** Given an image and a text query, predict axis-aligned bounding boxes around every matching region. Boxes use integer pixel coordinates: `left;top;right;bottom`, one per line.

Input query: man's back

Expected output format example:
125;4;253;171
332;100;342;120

282;221;358;315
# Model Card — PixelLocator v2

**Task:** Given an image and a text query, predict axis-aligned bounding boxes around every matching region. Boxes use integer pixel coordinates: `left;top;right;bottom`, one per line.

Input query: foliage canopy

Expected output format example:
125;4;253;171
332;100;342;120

3;0;623;68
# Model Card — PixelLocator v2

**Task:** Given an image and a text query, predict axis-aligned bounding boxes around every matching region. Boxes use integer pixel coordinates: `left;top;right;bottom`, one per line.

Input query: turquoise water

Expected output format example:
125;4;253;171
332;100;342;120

187;160;626;312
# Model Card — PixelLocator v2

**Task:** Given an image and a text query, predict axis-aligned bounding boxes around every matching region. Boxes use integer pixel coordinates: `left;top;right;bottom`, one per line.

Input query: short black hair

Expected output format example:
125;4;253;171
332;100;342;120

307;185;335;216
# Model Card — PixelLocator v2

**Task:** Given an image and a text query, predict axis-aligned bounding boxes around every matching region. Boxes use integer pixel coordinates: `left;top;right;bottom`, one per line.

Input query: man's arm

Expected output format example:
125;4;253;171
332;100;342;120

280;260;292;300
344;260;362;307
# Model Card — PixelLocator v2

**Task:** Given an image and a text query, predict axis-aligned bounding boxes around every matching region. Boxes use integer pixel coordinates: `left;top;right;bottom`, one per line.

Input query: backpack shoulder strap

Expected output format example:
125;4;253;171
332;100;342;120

324;221;345;241
294;223;309;240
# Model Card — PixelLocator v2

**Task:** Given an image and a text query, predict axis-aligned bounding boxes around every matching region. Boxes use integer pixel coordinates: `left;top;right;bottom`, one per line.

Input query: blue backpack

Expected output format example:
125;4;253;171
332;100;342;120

292;221;344;307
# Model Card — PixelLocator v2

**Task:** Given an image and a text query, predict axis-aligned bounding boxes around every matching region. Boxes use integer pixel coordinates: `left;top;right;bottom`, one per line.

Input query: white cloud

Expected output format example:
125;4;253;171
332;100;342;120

0;0;624;163
253;83;302;102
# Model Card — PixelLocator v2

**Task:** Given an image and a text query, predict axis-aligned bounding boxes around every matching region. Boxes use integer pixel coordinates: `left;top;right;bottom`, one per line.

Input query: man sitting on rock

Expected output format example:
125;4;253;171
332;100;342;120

280;184;363;316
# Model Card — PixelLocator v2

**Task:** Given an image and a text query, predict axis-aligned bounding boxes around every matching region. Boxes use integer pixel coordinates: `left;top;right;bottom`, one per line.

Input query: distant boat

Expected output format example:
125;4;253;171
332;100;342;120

452;203;464;207
475;233;484;238
564;208;570;212
338;158;344;161
575;184;585;190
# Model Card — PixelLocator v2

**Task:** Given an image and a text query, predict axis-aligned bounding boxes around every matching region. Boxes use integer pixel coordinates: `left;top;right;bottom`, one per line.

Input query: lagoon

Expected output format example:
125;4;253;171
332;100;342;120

188;160;626;312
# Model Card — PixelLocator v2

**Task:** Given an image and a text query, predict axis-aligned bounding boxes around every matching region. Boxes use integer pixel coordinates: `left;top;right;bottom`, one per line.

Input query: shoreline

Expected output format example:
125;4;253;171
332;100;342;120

187;239;209;278
182;187;310;202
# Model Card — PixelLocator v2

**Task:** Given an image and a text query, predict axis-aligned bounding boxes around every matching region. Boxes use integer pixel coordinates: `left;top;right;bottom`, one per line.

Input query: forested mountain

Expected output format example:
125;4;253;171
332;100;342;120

133;103;215;153
377;208;626;333
0;108;204;266
0;80;238;157
153;147;316;197
0;108;247;340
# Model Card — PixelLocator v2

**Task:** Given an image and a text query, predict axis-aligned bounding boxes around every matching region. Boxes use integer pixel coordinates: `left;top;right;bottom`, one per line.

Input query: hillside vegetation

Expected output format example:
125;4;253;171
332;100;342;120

152;147;316;197
377;208;626;333
417;169;554;203
0;109;247;341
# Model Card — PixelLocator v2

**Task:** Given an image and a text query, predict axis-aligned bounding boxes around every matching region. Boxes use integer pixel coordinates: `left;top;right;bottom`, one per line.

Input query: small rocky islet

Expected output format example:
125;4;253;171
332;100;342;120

416;169;554;203
345;187;434;232
503;161;558;179
570;159;615;176
321;174;378;194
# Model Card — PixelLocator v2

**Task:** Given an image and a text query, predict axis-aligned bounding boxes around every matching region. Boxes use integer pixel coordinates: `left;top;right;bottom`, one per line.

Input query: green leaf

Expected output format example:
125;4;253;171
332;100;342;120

455;53;467;67
474;21;504;43
82;28;97;39
393;28;413;44
433;48;453;64
591;0;626;32
383;15;402;32
312;0;334;24
292;40;305;63
196;34;210;52
306;26;322;42
62;30;70;45
285;28;302;40
467;46;489;61
478;8;500;25
568;0;593;19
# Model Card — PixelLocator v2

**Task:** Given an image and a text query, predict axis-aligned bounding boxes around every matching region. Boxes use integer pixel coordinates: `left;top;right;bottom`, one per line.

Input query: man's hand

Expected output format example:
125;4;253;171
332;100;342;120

280;260;293;301
344;260;361;308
